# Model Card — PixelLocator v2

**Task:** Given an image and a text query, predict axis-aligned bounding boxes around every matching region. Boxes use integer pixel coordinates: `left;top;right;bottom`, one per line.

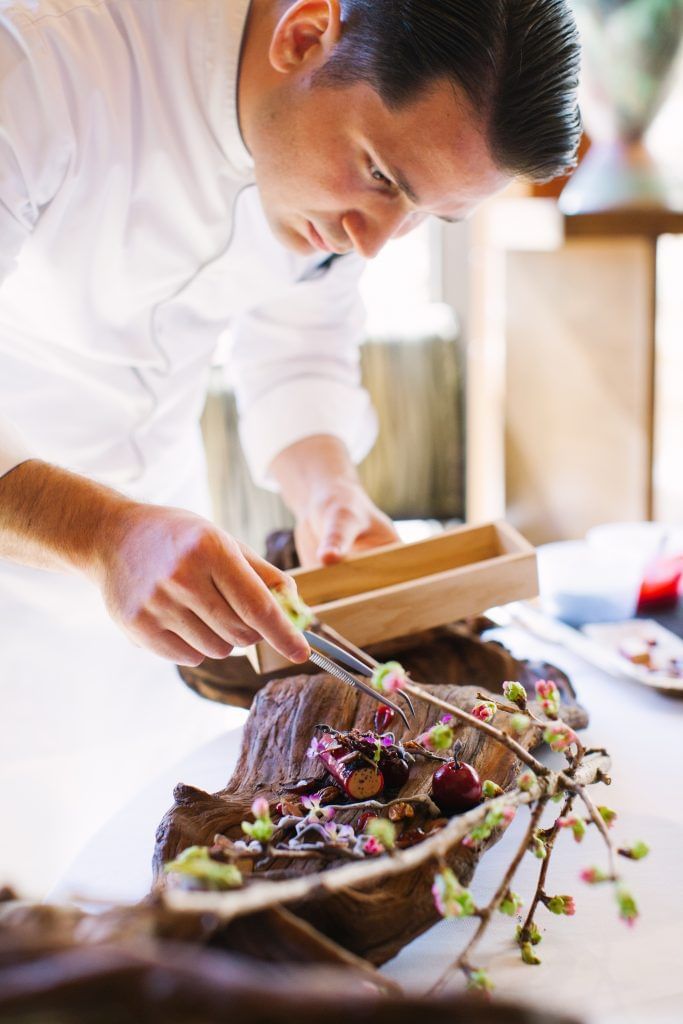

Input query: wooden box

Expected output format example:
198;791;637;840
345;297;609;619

251;520;538;673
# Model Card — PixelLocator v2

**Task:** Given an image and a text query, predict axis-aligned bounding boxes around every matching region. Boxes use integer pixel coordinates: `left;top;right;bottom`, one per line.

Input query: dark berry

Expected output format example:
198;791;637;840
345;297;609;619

431;759;482;815
374;704;395;733
379;750;411;792
356;811;377;833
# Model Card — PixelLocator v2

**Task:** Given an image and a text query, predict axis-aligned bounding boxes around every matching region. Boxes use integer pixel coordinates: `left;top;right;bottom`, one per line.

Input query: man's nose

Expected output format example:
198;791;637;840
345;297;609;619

341;206;419;259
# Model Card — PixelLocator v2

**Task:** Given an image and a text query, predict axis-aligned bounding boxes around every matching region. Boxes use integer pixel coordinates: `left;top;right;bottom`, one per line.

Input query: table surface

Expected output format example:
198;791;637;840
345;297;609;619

53;617;683;1024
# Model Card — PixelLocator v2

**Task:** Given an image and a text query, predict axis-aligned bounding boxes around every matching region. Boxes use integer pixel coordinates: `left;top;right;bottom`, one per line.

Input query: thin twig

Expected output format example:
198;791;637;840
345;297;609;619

403;681;549;776
430;797;549;994
519;792;574;942
575;785;618;880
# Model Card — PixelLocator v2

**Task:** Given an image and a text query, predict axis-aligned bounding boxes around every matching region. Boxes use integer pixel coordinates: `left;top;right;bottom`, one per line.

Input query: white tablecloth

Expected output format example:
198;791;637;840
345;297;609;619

52;623;683;1024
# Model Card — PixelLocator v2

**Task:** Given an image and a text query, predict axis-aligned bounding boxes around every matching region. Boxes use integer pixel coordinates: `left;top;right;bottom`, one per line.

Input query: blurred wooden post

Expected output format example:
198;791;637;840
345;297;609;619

465;197;683;543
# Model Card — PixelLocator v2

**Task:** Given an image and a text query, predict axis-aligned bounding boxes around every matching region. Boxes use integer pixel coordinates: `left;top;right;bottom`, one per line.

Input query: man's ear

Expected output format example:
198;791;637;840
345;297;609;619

269;0;341;74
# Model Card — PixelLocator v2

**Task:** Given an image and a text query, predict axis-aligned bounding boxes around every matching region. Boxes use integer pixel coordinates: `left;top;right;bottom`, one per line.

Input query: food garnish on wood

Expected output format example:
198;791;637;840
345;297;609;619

157;579;649;994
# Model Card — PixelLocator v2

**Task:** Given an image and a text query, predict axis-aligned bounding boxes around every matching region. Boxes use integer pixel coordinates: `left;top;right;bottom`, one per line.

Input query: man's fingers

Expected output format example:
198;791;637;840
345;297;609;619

316;505;361;564
293;523;318;569
154;604;235;661
238;542;297;592
132;620;206;667
211;545;310;664
169;580;263;649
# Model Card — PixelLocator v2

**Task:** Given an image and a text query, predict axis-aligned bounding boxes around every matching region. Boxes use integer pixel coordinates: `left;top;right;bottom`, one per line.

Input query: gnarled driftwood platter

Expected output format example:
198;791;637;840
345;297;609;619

156;622;588;966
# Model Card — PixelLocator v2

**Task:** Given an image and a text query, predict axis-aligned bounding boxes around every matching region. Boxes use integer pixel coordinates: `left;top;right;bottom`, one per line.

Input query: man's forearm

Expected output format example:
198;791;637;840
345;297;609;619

0;459;310;665
269;434;360;518
0;459;130;577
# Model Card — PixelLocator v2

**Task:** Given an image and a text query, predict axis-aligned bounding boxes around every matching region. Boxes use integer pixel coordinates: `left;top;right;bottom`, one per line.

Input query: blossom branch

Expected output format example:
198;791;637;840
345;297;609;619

430;796;549;994
402;680;549;777
163;753;610;925
575;785;618;880
518;792;575;948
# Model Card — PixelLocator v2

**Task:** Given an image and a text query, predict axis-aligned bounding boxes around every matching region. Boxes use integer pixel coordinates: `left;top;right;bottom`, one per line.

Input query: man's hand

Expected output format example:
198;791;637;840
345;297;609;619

294;476;398;567
97;503;310;666
0;460;310;667
269;434;399;568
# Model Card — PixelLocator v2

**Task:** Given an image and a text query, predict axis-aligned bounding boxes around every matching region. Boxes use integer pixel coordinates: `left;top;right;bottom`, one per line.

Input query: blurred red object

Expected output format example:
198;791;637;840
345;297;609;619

638;556;683;612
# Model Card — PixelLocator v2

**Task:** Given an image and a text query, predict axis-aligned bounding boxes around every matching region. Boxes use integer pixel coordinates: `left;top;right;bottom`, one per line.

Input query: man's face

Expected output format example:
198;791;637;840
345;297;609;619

247;76;511;259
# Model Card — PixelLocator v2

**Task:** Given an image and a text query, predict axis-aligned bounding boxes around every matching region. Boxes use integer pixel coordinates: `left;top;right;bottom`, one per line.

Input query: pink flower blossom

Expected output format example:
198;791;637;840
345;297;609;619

363;835;384;856
472;701;496;723
431;868;476;919
251;797;270;819
417;717;455;752
301;794;335;821
535;679;560;719
543;721;578;753
580;866;608;884
306;734;333;759
557;815;587;842
502;805;517;823
546;894;576;916
324;821;355;844
383;670;405;692
371;661;407;694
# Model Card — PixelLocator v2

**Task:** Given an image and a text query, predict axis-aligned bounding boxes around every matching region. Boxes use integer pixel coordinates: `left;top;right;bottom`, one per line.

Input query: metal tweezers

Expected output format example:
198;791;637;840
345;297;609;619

302;628;415;728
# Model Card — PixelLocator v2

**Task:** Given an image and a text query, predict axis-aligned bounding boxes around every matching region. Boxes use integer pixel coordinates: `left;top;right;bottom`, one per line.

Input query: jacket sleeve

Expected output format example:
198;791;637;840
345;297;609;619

229;251;378;490
0;13;71;477
0;193;33;475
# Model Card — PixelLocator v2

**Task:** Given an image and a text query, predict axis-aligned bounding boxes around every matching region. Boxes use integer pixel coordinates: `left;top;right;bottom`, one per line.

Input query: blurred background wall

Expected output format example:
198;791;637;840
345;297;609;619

203;2;683;551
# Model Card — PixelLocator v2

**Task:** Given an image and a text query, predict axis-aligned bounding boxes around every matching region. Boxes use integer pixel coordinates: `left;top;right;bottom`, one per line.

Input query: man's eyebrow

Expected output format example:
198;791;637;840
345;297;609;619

385;161;420;204
385;160;462;224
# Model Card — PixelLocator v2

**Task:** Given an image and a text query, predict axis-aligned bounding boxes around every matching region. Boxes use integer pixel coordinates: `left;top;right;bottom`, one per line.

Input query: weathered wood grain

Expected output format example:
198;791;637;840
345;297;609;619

156;626;587;965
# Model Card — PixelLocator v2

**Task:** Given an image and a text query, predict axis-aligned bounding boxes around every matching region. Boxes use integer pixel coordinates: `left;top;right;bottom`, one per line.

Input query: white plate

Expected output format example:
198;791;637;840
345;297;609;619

501;603;683;695
583;619;683;694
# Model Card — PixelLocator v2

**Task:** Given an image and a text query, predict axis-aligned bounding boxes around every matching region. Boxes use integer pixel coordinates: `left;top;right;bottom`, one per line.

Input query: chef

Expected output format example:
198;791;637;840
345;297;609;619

0;0;580;893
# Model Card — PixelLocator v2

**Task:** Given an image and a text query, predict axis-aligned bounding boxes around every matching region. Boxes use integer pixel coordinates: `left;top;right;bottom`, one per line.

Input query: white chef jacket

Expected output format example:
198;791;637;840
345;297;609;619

0;0;378;899
0;0;377;497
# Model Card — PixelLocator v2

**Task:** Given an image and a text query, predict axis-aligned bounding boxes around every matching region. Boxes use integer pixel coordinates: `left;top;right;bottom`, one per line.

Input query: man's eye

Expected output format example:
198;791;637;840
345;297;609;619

369;164;395;190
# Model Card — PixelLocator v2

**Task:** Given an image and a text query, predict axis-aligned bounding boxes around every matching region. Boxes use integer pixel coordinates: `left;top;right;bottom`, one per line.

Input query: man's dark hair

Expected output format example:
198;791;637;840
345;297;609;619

315;0;582;182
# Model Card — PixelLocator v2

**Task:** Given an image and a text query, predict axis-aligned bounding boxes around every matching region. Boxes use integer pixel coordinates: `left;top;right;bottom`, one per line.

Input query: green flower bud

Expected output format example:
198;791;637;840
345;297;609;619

517;769;537;792
241;817;274;843
271;585;313;631
616;887;638;927
366;816;396;850
164;847;242;890
521;942;541;965
509;713;528;735
467;968;495;992
499;890;523;916
516;922;542;946
598;805;618;828
482;779;504;798
503;680;528;707
619;840;649;861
